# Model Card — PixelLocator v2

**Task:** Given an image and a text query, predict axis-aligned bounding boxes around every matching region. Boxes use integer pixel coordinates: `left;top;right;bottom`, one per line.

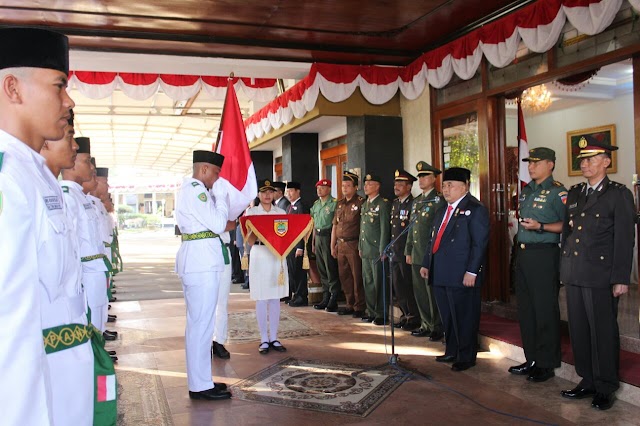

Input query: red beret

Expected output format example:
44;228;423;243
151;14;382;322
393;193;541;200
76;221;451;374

315;179;331;187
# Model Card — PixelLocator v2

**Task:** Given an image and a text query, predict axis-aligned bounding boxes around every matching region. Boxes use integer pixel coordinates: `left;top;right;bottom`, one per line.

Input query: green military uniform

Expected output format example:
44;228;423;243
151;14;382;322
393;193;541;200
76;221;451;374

310;180;340;309
359;174;391;322
405;162;446;336
514;147;566;376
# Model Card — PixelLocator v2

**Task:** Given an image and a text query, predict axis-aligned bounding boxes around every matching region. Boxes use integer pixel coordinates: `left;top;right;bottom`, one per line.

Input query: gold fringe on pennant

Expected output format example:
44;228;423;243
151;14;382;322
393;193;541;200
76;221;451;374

241;253;249;270
278;261;285;286
302;252;309;270
301;224;312;270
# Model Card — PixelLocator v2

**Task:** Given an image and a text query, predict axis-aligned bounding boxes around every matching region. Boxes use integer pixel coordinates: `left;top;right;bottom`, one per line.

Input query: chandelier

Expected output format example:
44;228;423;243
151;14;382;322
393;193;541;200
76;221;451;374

520;84;552;112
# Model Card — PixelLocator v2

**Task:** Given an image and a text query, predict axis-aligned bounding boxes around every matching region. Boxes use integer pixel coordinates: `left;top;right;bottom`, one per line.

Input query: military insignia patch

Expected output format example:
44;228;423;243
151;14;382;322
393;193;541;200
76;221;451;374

274;219;288;237
395;170;400;177
578;137;587;148
198;192;207;202
191;182;200;187
417;162;423;171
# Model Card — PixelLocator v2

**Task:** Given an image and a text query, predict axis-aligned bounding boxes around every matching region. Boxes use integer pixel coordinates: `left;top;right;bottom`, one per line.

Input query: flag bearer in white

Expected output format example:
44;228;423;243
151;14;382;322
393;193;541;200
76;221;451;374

0;27;78;425
40;110;95;425
211;229;233;360
175;150;232;400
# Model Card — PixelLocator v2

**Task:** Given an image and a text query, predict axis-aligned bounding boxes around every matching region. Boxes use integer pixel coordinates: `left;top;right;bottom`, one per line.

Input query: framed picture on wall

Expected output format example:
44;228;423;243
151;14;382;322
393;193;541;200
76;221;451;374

566;124;617;176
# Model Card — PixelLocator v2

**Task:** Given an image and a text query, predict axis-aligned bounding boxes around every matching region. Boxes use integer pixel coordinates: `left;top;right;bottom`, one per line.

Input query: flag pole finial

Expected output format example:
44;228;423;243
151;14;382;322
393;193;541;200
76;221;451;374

229;72;234;79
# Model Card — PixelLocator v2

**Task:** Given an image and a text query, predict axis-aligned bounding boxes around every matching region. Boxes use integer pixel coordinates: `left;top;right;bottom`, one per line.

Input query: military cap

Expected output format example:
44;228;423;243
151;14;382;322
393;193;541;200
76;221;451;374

522;147;555;162
364;173;381;183
287;181;301;190
343;171;359;186
576;134;618;159
258;178;276;192
415;161;441;176
394;169;417;182
193;150;224;167
75;137;90;154
315;179;331;187
96;168;108;178
443;167;471;183
272;181;286;191
0;28;69;74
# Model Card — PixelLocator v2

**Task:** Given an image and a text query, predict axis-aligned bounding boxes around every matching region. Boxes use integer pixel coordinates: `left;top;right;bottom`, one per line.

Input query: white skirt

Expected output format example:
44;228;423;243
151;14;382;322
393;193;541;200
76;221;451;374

249;245;289;301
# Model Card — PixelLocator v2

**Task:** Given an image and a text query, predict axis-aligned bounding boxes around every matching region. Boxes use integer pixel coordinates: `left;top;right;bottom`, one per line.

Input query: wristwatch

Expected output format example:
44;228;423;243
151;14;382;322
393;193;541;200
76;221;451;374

536;223;545;234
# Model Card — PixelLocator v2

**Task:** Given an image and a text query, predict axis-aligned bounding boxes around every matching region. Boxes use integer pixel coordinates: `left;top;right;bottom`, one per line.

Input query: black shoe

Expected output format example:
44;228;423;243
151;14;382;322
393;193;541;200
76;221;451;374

109;297;117;303
591;393;615;410
411;328;430;337
188;388;232;401
111;290;117;294
280;297;291;304
289;297;308;307
213;382;228;391
103;332;116;341
211;341;230;359
373;318;386;326
104;329;118;337
258;342;269;355
314;293;330;310
325;294;338;312
429;330;444;341
107;350;117;356
108;314;117;320
337;308;354;316
270;340;287;352
393;318;407;328
508;361;535;375
527;367;555;382
361;316;374;323
108;304;112;310
110;355;118;362
451;361;475;371
107;316;116;323
352;310;365;318
401;319;420;331
561;386;596;399
435;355;456;363
241;283;249;290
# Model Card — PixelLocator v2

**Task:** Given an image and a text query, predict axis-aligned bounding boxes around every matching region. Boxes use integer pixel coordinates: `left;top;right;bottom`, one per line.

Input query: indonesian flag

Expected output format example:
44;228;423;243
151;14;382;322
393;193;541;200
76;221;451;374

97;374;116;402
517;99;531;188
215;79;257;219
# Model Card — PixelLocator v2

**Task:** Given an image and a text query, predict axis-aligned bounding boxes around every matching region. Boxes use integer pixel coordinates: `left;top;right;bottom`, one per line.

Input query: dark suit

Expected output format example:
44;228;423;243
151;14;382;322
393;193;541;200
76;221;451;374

422;193;490;363
287;198;309;300
275;196;291;212
560;177;635;395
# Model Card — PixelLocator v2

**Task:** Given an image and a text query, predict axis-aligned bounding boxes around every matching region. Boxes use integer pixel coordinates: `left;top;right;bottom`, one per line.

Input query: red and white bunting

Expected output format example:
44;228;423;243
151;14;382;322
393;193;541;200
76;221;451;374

245;0;626;142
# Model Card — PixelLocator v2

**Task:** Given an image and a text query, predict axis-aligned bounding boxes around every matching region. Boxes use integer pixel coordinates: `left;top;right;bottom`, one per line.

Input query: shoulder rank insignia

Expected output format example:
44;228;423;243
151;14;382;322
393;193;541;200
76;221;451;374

191;181;201;187
198;192;207;202
553;181;563;187
62;186;69;193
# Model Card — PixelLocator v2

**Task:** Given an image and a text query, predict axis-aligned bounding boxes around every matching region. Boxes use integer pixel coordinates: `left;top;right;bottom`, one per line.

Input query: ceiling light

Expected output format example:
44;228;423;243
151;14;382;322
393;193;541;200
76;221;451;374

520;84;552;112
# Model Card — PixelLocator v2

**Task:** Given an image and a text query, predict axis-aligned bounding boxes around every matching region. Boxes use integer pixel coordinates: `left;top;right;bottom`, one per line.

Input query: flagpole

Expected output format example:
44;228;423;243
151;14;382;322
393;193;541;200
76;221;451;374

213;72;234;153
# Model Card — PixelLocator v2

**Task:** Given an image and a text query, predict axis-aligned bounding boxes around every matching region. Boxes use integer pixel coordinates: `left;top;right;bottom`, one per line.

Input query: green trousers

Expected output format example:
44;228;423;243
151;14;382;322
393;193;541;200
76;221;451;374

362;257;385;319
411;264;442;332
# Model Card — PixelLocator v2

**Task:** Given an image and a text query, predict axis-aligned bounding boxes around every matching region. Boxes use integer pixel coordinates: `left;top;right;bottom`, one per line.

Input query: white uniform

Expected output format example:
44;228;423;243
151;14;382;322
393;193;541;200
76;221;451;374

0;131;92;426
60;181;110;332
175;177;228;392
245;204;289;301
213;231;232;344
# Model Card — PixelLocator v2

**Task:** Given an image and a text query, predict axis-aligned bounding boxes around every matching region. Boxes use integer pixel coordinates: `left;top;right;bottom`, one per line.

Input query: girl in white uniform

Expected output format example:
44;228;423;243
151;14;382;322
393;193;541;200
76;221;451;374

245;179;289;354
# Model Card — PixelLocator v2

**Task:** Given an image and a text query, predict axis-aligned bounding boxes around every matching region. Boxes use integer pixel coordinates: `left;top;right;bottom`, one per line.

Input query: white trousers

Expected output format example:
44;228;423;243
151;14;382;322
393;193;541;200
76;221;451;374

84;272;108;332
181;270;221;392
255;299;280;343
213;263;232;344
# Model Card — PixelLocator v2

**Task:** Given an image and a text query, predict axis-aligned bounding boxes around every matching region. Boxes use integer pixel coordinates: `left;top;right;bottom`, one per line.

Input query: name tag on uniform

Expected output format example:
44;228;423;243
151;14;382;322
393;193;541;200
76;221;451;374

43;196;62;211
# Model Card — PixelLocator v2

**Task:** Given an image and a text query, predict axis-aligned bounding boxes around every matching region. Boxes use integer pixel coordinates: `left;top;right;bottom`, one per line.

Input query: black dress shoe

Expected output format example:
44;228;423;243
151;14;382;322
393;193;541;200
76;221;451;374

107;316;116;323
361;316;374;322
393;318;407;328
435;355;456;363
108;314;117;320
111;290;117;294
104;329;118;337
258;342;269;355
591;393;615;410
373;318;386;326
401;320;420;331
337;308;354;316
280;297;291;304
188;387;232;401
110;355;118;362
561;386;596;399
109;297;117;303
411;328;430;337
313;301;328;310
429;330;444;341
103;332;116;341
325;298;338;313
213;382;228;391
527;367;555;382
270;340;287;352
451;361;476;371
352;310;365;318
508;361;535;375
107;350;117;356
289;297;308;307
108;304;112;310
211;341;231;359
241;283;249;290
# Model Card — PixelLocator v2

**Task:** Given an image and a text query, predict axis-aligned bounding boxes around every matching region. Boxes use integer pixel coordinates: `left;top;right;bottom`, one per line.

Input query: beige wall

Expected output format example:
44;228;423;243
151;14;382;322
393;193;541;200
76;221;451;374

400;88;432;196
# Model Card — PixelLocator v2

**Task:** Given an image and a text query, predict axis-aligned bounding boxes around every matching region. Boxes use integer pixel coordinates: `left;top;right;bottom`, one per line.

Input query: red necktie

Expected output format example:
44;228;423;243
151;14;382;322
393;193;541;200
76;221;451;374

432;205;453;253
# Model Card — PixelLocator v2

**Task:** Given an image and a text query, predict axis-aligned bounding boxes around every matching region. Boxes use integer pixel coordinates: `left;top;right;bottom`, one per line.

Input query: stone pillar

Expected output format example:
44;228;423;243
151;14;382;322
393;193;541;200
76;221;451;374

251;151;274;182
282;133;319;198
346;116;403;200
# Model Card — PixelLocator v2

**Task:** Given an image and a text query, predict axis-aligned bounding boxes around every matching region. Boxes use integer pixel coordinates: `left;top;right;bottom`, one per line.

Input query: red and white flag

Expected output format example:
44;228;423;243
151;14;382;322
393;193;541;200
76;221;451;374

517;99;531;188
215;79;257;219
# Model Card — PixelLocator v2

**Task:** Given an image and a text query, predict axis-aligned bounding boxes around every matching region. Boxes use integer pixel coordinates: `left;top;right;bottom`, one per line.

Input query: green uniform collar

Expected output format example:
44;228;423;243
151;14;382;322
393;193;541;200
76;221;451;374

527;175;555;192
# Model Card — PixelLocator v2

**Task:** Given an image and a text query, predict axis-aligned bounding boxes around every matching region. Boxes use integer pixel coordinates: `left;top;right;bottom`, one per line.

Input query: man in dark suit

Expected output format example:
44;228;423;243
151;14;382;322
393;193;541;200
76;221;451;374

420;167;490;372
273;181;291;211
286;181;310;307
559;136;635;411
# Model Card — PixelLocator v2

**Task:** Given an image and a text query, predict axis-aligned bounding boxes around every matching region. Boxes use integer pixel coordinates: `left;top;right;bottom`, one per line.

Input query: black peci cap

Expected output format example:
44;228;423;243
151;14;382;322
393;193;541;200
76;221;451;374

96;167;108;178
193;150;224;167
0;28;69;74
443;167;471;183
75;137;90;154
286;181;301;190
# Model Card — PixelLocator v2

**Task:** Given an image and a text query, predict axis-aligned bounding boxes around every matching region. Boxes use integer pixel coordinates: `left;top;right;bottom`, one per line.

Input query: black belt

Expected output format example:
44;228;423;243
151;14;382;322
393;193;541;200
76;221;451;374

315;228;332;236
517;242;558;250
254;241;265;245
337;237;358;243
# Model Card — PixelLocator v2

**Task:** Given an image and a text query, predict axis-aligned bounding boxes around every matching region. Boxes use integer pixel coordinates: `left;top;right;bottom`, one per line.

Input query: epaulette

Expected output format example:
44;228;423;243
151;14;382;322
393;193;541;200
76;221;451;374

570;182;585;190
552;181;563;187
609;181;626;189
191;181;201;187
62;185;69;193
0;152;4;172
313;199;320;205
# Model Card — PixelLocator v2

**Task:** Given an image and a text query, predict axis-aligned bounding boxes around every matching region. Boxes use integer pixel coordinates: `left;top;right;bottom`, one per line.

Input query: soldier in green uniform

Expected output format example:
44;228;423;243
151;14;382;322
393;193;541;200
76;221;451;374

359;174;391;325
404;161;445;340
508;147;566;383
310;178;341;311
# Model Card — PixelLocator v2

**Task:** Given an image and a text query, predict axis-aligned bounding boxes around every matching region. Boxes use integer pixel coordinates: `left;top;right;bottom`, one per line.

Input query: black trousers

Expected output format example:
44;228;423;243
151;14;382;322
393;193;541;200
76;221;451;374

390;260;419;320
566;285;620;394
287;252;307;299
515;245;561;368
434;285;481;363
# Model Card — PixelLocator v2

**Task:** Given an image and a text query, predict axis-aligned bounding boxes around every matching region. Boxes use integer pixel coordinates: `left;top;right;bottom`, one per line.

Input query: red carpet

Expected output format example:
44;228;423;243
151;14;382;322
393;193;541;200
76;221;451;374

479;312;640;388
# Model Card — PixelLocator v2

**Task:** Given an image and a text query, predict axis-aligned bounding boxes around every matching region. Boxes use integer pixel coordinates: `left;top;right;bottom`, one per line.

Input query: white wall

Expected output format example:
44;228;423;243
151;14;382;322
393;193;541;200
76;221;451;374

511;93;635;189
400;88;432;196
